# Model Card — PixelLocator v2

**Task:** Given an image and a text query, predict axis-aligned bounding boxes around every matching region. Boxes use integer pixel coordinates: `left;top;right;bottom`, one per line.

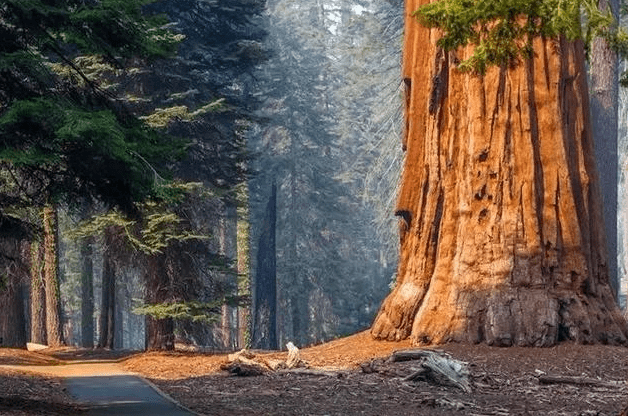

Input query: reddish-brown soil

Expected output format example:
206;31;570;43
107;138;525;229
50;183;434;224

1;331;628;415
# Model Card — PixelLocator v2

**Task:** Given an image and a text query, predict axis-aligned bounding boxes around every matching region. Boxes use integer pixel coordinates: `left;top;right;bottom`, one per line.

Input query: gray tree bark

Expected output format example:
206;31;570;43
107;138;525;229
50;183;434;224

590;0;619;300
80;237;94;348
252;183;278;350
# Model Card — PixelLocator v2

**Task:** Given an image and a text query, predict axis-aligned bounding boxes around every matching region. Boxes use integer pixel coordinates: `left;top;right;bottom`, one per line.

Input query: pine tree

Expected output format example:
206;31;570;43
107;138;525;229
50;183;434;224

0;0;185;213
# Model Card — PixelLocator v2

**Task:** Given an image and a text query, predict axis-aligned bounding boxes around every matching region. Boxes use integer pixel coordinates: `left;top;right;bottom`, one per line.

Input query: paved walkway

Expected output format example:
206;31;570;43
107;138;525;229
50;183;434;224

1;362;196;416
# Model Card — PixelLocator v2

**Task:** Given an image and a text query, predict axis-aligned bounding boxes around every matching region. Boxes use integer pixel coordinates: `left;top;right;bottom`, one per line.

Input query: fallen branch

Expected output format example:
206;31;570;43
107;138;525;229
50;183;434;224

389;349;445;363
537;375;625;388
282;368;345;378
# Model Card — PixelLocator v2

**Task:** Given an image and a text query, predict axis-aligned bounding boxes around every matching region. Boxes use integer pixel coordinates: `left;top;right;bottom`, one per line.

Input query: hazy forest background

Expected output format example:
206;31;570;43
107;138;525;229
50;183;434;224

1;0;628;352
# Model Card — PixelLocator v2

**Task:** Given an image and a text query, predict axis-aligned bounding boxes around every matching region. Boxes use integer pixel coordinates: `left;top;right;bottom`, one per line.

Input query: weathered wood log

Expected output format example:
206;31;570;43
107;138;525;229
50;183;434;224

286;342;302;369
403;353;471;393
389;349;445;363
283;368;344;378
222;361;268;377
537;374;625;388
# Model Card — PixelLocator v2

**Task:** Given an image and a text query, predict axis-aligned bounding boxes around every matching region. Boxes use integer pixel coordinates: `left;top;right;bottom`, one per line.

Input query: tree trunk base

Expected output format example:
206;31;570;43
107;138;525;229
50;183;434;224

372;286;628;347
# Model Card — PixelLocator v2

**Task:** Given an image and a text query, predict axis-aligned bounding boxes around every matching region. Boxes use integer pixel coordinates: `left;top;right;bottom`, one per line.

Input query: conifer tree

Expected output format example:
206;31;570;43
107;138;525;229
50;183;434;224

0;0;186;348
0;0;184;213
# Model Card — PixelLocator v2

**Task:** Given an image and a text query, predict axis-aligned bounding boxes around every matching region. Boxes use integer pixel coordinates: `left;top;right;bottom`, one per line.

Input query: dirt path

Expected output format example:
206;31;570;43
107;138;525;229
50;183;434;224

0;362;196;416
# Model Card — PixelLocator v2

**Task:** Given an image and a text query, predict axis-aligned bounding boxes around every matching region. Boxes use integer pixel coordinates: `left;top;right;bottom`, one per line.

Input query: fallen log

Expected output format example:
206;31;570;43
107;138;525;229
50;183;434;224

403;353;471;393
389;349;445;363
282;368;345;378
537;375;625;388
222;360;268;377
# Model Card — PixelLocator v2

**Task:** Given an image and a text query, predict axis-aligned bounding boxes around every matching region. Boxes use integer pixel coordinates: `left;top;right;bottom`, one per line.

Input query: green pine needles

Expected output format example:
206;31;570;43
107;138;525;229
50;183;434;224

415;0;622;73
133;301;222;323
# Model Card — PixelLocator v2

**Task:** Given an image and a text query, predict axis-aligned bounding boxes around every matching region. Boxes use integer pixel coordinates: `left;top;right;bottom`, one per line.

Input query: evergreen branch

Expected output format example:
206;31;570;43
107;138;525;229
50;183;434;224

132;300;223;322
414;0;626;73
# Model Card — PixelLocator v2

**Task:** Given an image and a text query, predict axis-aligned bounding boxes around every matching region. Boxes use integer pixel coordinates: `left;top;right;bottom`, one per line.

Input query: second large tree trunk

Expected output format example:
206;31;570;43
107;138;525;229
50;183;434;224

80;237;94;348
590;0;619;300
371;1;628;346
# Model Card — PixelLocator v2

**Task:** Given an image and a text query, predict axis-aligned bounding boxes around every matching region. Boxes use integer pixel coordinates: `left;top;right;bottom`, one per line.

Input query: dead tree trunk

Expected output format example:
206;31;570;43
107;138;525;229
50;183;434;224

371;1;628;346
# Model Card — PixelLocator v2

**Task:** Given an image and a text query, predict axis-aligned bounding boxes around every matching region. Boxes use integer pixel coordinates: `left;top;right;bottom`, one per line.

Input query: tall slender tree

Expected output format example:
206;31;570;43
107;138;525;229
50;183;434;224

590;0;620;300
98;227;117;349
30;239;46;345
42;205;62;347
80;236;94;348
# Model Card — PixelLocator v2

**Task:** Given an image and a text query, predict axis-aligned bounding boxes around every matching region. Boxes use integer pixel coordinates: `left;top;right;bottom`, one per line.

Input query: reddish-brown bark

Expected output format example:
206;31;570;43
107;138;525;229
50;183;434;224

371;1;628;346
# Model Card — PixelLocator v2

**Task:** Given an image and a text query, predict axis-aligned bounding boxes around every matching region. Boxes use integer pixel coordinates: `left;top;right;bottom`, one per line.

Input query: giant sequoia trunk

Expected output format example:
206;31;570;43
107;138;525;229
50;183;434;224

371;1;628;346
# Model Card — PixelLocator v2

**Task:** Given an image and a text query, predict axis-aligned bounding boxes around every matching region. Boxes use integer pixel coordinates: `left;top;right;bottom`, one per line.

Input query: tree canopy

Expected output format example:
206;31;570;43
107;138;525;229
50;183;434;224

415;0;627;73
0;0;185;213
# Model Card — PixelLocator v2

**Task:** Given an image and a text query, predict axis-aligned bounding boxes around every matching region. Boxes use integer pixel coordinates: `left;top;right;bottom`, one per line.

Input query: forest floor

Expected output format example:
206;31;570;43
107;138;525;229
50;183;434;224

1;331;628;415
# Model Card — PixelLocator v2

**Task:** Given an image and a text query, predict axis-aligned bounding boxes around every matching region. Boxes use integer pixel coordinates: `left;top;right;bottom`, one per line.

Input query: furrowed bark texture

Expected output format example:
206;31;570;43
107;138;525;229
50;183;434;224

371;0;628;346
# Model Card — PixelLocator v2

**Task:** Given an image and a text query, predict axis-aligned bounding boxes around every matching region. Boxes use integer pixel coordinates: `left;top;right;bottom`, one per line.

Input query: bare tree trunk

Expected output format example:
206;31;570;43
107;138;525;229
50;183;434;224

43;205;63;347
30;240;46;344
220;203;238;350
590;0;619;301
98;228;115;349
115;291;124;350
80;237;94;348
144;253;175;351
371;1;628;346
0;241;28;348
237;189;251;349
145;313;174;351
252;183;277;349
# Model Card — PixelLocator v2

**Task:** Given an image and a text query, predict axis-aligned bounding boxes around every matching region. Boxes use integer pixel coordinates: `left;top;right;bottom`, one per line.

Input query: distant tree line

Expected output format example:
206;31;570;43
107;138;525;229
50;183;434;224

0;0;258;351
